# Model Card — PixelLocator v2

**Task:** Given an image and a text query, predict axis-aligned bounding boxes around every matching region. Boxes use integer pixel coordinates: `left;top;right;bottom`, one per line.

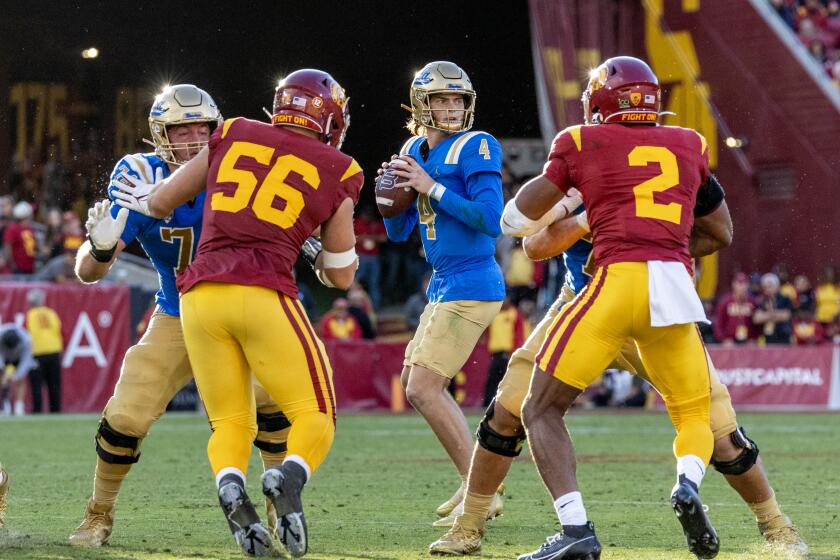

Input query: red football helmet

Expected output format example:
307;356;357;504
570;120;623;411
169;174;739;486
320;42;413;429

582;56;661;125
272;69;350;149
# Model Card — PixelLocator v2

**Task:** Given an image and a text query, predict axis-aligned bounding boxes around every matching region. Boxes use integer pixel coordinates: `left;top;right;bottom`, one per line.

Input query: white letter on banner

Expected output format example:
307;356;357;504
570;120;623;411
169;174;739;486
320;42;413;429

63;311;107;368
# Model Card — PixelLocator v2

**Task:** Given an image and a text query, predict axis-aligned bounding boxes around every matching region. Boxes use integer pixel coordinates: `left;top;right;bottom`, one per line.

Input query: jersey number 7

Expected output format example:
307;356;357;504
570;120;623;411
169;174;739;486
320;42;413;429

211;141;320;229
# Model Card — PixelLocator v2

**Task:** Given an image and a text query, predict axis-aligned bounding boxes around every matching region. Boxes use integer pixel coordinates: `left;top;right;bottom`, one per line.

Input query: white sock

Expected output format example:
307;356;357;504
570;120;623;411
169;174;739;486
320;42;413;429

674;454;706;493
13;400;25;416
215;467;246;489
0;469;5;486
284;455;311;482
554;491;588;527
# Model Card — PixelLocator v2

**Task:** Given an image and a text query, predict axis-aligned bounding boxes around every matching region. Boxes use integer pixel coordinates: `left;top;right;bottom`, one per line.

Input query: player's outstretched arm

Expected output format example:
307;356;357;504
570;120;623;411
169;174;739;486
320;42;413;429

690;200;733;258
317;197;358;290
501;175;580;238
523;210;589;261
112;148;209;218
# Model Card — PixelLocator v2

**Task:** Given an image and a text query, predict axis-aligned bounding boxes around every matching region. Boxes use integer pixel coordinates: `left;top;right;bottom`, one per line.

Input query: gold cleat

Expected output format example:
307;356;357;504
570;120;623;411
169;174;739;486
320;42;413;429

429;521;484;556
436;481;466;518
433;484;504;528
68;499;115;547
759;515;808;555
0;465;8;529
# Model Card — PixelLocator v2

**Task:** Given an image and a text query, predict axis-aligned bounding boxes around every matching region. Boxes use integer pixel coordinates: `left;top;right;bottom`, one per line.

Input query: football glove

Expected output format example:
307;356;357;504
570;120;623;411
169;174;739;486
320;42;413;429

110;166;164;217
86;200;128;261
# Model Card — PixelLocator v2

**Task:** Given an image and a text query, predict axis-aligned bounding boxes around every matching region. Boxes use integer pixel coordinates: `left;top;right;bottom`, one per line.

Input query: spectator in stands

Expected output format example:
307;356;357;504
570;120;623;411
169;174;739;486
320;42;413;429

770;0;798;28
753;272;794;344
517;297;536;339
33;246;78;283
792;308;826;344
348;285;376;339
0;323;36;416
3;201;37;274
794;274;816;313
748;272;763;298
504;239;538;304
25;289;63;413
774;263;798;304
482;297;525;407
354;206;386;309
815;264;840;332
714;273;757;345
319;298;363;341
404;272;431;332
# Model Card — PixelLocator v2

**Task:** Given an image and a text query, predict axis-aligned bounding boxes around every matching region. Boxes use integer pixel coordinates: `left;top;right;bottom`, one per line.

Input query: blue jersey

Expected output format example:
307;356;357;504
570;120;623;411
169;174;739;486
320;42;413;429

108;153;204;316
384;131;505;303
563;206;594;294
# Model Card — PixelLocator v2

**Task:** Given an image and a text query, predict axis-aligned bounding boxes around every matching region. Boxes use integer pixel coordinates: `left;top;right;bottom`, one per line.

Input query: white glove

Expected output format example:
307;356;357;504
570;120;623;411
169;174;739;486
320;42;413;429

110;167;164;217
86;200;128;250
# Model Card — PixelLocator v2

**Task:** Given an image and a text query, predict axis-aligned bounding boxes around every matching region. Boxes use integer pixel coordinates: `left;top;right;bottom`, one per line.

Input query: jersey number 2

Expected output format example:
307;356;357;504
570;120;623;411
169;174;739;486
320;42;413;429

628;146;682;225
211;141;320;229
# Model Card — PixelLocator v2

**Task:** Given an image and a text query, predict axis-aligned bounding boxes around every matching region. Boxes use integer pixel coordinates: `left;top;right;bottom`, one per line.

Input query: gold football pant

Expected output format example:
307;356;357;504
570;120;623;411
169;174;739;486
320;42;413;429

181;282;335;479
534;263;713;464
498;286;736;440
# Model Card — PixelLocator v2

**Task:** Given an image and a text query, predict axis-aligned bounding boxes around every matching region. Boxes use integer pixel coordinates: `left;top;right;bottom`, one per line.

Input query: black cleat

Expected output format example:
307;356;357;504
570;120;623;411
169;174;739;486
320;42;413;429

517;522;602;560
671;482;720;559
262;462;308;557
218;479;278;557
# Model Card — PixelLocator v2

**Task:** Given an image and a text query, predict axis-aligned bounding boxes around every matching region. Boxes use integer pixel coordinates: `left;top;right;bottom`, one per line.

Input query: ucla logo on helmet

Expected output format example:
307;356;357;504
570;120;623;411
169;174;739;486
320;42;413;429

414;70;433;85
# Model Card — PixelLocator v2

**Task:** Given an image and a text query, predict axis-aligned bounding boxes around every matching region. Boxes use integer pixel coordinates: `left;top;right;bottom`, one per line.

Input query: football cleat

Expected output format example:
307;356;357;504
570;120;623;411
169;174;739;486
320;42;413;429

0;465;8;529
429;521;484;556
68;499;115;547
432;484;505;527
759;514;808;555
262;462;308;557
436;481;466;518
671;482;720;559
518;522;602;560
218;480;278;557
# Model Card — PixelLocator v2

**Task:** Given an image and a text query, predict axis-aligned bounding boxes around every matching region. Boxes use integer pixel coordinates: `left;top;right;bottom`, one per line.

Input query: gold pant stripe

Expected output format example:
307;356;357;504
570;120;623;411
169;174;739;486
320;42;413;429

537;267;605;372
278;294;329;417
289;297;336;422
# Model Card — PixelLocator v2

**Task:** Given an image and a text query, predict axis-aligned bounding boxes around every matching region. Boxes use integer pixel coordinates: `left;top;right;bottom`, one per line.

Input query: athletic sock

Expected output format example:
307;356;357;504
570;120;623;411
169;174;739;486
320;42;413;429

554;491;587;527
749;490;783;524
92;458;132;508
674;454;706;494
458;490;494;530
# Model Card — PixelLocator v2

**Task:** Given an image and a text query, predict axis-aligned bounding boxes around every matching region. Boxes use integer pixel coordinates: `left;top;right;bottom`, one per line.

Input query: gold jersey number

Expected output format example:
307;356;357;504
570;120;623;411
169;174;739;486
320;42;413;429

159;227;194;275
628;146;682;225
417;194;437;240
211;141;320;229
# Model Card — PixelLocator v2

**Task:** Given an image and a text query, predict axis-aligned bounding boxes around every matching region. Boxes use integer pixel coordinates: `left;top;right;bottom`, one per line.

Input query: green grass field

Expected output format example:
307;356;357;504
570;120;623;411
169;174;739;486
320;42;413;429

0;411;838;559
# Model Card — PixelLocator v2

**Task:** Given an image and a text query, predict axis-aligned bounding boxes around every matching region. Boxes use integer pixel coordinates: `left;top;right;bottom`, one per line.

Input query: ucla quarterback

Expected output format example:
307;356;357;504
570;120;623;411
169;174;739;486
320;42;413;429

383;61;505;523
71;85;290;547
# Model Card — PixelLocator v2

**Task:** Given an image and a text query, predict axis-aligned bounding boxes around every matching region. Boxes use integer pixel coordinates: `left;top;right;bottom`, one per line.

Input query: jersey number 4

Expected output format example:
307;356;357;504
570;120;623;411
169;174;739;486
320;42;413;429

211;141;320;229
629;146;682;225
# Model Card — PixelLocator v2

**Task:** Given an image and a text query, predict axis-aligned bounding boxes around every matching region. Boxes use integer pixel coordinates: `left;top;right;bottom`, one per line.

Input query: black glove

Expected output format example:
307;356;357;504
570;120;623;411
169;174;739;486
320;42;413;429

301;236;323;269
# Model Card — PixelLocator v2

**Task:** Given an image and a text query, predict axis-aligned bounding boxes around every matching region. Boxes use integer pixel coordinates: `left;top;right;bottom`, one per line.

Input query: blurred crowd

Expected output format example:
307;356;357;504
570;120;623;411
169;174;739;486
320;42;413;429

770;0;840;85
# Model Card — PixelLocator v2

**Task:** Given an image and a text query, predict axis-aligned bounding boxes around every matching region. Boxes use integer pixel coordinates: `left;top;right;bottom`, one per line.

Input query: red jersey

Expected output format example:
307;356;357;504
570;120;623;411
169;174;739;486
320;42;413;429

3;222;36;273
543;124;709;271
178;117;363;297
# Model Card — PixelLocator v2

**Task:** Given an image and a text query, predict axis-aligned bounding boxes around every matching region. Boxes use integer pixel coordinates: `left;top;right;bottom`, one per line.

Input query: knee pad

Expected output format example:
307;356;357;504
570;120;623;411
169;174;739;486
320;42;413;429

711;427;759;475
476;399;526;458
254;411;291;454
95;418;142;464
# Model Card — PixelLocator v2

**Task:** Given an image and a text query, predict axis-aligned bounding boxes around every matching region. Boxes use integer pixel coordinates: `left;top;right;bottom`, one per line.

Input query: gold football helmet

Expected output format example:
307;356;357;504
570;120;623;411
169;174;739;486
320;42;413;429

406;61;475;133
148;84;222;164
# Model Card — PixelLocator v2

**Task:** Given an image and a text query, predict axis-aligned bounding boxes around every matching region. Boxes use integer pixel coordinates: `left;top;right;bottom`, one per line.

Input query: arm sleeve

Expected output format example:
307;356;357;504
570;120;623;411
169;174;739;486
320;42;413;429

694;174;725;218
437;171;503;237
108;156;153;244
383;207;419;242
542;131;575;193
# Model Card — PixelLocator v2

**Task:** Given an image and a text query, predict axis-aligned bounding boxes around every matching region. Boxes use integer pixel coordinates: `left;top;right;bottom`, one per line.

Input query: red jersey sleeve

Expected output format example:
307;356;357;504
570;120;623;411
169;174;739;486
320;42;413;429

542;126;579;193
334;158;364;211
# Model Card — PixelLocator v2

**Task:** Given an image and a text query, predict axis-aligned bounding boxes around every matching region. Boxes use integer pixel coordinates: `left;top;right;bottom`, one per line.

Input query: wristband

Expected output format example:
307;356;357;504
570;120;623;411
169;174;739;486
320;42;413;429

301;237;323;269
88;238;117;263
429;182;447;201
575;211;590;233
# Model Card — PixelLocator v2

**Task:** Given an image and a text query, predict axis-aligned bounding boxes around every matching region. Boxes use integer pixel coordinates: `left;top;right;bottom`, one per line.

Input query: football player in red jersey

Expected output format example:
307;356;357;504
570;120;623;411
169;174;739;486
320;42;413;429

112;69;362;558
501;57;721;560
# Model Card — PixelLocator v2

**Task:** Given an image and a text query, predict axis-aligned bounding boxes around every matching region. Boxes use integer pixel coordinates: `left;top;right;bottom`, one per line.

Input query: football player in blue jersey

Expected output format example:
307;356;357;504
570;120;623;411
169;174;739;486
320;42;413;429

70;85;289;552
431;186;806;555
382;61;506;524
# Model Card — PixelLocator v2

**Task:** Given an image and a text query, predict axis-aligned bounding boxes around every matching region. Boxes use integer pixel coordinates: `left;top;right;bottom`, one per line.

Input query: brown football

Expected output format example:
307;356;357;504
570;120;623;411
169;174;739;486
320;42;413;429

375;166;417;218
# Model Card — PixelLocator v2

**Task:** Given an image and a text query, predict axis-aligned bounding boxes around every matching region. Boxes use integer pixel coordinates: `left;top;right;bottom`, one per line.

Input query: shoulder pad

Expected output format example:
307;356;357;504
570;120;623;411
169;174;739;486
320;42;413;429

399;136;423;156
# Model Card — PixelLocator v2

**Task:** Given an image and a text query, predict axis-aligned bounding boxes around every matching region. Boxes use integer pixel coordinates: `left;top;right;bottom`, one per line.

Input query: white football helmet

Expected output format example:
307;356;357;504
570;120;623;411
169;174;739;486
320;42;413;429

148;84;222;165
